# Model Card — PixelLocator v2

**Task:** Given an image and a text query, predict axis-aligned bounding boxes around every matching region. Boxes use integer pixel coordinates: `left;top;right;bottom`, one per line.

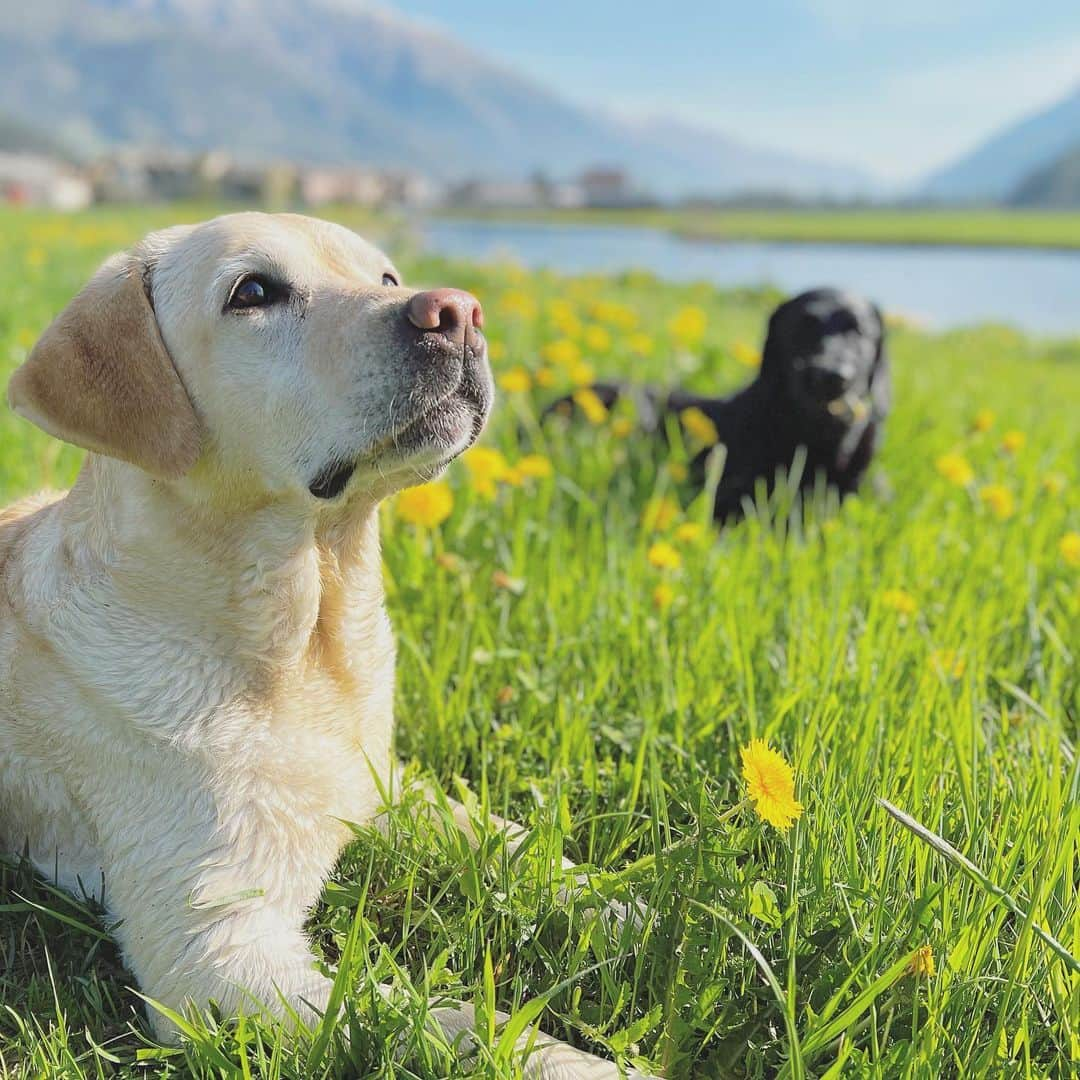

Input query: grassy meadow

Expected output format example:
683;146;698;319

1;206;1079;1078
444;206;1080;251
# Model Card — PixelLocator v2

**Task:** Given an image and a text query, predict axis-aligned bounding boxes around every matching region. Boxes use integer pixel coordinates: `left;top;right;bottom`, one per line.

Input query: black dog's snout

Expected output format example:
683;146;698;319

804;364;854;401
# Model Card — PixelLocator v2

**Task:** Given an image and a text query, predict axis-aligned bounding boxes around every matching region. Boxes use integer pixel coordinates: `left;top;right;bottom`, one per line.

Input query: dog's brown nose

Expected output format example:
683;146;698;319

407;289;484;350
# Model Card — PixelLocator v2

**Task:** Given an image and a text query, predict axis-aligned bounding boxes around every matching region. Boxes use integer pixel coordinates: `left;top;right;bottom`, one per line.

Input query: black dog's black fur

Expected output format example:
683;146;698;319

543;288;891;523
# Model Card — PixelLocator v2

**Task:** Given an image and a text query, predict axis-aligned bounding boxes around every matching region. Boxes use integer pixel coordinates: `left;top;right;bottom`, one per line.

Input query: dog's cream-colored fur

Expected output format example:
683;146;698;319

0;213;642;1078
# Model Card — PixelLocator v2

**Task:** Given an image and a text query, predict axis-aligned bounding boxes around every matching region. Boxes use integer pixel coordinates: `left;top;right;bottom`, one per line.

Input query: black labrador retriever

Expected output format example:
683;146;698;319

543;288;891;522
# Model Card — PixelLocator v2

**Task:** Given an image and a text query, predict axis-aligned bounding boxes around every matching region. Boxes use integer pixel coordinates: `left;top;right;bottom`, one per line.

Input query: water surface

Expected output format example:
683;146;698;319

420;219;1080;336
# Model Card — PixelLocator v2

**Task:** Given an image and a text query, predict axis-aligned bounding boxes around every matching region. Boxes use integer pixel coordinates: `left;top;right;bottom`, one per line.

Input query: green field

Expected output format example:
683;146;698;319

1;206;1079;1078
443;206;1080;250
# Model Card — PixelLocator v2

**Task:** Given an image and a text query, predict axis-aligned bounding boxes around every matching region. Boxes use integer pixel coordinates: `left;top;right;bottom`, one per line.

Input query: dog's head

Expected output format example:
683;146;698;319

7;212;493;506
760;288;889;442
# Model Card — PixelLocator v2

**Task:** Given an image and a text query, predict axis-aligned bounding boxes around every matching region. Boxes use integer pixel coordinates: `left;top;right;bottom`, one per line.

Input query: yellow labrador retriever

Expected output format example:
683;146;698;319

0;213;642;1078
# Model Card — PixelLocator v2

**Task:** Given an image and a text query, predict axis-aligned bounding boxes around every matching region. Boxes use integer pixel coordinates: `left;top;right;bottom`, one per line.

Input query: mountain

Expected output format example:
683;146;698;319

0;112;76;160
0;0;872;198
609;114;870;198
921;84;1080;203
1009;143;1080;208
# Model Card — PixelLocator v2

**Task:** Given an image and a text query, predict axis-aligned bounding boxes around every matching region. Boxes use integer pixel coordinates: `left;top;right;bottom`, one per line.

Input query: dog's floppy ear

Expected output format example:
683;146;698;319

759;296;798;385
7;252;201;477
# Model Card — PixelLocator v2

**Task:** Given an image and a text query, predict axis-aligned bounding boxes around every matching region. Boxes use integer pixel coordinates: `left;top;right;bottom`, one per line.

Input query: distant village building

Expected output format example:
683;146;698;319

140;150;214;202
540;181;586;209
449;168;650;210
3;143;446;211
0;153;92;210
578;167;648;208
92;149;301;205
447;175;584;210
88;150;152;202
449;179;543;209
380;170;443;209
299;166;387;207
291;165;440;208
91;149;212;202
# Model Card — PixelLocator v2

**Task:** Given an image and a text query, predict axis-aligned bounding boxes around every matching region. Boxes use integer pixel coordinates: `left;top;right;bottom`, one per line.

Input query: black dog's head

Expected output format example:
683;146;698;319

761;288;889;445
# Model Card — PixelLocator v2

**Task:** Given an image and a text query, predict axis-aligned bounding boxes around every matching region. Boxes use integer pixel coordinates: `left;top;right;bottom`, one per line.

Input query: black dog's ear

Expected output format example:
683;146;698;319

759;297;797;385
869;303;892;421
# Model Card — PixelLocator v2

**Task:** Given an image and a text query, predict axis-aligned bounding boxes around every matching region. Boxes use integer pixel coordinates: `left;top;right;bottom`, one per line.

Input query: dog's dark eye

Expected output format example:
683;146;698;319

382;271;399;287
228;275;286;310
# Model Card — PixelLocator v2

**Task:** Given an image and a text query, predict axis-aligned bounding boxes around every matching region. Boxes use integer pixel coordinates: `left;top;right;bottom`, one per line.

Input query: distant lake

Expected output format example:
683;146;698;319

420;218;1080;337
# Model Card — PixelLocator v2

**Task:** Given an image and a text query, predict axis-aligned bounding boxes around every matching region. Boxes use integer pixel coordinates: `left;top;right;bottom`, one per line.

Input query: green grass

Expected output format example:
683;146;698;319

1;206;1079;1078
440;206;1080;250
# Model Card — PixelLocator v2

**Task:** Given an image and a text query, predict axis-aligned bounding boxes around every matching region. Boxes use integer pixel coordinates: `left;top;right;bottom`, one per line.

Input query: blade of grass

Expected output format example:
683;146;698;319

877;799;1080;976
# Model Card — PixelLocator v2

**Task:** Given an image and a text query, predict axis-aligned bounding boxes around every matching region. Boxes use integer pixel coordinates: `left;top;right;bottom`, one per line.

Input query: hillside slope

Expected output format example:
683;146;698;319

0;0;872;198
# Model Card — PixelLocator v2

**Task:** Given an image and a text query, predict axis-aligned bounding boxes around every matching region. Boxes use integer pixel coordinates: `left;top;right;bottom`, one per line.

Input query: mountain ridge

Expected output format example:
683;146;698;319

1009;141;1080;208
921;84;1080;203
0;0;874;198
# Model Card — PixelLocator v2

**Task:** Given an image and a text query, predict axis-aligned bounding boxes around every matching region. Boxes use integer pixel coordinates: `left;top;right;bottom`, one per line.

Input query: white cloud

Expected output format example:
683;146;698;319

665;36;1080;186
804;0;1004;34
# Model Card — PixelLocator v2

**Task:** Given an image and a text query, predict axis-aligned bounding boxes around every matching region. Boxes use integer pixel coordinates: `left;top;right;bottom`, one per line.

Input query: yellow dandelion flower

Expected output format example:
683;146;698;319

590;299;638;330
498;289;537;317
572;387;608;424
583;324;612;353
652;582;675;611
674;521;705;544
980;484;1015;521
1060;532;1080;568
642;496;680;532
971;409;996;433
928;649;966;679
534;365;557;388
1042;472;1067;496
881;588;919;617
517;453;553;479
740;739;804;831
568;360;596;387
395;481;454;529
667;461;688;483
498;367;532;393
647;540;682;571
25;247;46;269
1000;429;1026;454
935;452;974;487
500;290;537;319
542;338;582;367
547;299;581;335
556;315;583;338
680;406;720;447
611;416;635;438
463;446;509;499
909;945;935;978
502;466;524;487
669;305;707;345
628;331;655;356
732;341;762;368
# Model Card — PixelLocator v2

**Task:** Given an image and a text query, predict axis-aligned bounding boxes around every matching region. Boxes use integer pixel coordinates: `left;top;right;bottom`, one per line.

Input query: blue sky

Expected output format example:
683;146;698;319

388;0;1080;185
